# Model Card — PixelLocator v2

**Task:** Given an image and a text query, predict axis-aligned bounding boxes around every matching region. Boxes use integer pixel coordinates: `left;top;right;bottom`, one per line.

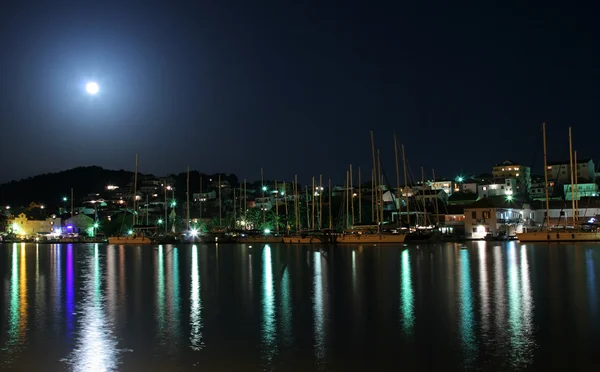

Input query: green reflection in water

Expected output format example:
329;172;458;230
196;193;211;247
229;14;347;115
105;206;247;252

157;246;165;335
172;247;181;339
459;249;476;366
400;249;414;334
190;245;204;350
4;245;20;354
261;245;277;364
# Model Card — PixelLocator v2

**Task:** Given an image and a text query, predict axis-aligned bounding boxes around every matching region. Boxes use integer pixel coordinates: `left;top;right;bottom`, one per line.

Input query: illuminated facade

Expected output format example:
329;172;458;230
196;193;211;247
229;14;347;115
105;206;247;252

477;178;518;198
8;213;61;236
492;161;531;194
464;198;533;240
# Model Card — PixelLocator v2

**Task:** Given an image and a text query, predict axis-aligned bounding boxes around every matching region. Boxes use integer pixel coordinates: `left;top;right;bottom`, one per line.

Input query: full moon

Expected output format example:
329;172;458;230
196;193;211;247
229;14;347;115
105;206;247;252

85;81;99;95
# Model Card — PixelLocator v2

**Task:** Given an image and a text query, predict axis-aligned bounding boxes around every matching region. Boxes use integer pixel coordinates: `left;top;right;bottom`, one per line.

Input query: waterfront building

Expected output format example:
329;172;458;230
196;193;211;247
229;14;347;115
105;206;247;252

464;197;533;240
8;212;62;236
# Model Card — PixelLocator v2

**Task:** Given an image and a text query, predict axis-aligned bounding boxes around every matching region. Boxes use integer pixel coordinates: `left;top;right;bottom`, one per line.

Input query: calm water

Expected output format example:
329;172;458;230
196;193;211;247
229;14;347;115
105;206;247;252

1;242;600;371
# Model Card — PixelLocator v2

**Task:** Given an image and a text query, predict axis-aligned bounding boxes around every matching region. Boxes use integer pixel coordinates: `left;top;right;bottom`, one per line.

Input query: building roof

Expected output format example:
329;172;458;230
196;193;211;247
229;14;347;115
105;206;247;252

548;158;593;166
448;192;478;202
466;196;529;209
439;204;467;215
494;160;521;167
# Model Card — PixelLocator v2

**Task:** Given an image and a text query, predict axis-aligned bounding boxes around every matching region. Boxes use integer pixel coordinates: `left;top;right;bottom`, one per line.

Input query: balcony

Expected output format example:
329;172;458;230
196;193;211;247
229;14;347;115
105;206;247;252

497;218;523;225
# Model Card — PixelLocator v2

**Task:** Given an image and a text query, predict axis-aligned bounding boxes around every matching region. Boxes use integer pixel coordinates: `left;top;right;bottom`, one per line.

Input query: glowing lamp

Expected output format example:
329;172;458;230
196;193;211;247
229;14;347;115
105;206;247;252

264;229;271;235
85;81;99;95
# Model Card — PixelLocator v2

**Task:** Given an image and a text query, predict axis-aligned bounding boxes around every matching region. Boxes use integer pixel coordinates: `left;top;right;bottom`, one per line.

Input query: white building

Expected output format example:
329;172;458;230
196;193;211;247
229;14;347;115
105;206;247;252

477;178;518;198
464;197;533;239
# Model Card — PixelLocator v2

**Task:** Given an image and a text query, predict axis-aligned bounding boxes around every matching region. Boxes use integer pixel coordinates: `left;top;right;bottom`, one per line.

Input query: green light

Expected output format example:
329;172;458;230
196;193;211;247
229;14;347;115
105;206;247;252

157;218;164;225
262;186;267;192
264;228;271;235
457;176;464;182
62;197;68;202
128;230;133;235
93;222;99;229
170;200;177;207
506;195;513;201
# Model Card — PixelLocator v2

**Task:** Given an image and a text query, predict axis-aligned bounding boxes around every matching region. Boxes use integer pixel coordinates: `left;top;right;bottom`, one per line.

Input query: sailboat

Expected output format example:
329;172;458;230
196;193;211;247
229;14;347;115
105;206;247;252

337;132;407;244
517;124;600;242
108;154;152;244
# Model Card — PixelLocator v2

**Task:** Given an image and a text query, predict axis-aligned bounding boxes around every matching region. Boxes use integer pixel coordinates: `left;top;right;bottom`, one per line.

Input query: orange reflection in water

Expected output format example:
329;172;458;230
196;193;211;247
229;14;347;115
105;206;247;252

19;244;28;339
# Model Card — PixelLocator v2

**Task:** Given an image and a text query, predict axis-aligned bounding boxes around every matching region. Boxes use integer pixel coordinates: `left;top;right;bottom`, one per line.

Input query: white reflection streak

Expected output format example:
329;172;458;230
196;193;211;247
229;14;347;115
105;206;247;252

477;242;489;334
280;267;292;346
261;245;276;363
190;245;204;350
68;244;119;372
313;251;327;364
493;246;505;329
520;246;533;333
106;246;116;324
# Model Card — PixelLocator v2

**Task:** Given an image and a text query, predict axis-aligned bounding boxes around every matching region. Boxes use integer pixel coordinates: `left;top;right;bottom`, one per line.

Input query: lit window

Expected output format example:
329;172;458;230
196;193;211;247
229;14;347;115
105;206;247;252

516;173;520;177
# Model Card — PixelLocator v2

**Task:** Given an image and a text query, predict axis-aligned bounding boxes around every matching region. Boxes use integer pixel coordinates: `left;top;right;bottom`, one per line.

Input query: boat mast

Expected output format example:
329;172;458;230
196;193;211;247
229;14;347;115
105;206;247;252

350;165;354;226
421;167;428;226
569;127;575;227
370;131;378;231
186;166;190;231
394;134;401;225
294;174;299;232
233;188;237;230
358;167;362;223
345;170;349;229
574;150;579;224
261;168;265;230
284;181;289;233
312;176;315;230
432;168;439;227
244;179;247;230
371;168;375;222
218;174;222;228
319;175;323;229
328;178;332;229
305;185;310;230
275;180;279;234
542;122;550;229
377;149;383;235
402;144;410;228
133;153;138;226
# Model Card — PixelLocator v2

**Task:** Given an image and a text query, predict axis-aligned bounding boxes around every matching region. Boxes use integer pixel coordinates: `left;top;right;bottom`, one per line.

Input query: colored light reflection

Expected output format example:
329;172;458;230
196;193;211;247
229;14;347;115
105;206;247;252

169;247;181;350
157;246;165;339
261;245;277;364
189;245;204;350
459;249;476;367
67;244;119;371
477;241;490;334
66;245;75;340
19;244;28;340
586;249;597;317
506;244;534;367
5;244;20;357
313;251;328;364
400;249;414;334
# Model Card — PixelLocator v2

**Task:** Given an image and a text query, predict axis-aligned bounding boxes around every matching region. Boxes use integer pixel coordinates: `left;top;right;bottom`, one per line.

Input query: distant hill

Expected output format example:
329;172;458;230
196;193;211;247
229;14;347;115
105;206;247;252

0;166;140;207
0;166;241;208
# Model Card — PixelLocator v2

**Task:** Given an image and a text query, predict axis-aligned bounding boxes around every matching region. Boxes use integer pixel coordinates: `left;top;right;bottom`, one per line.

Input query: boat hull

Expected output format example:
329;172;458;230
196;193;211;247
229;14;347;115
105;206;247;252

239;236;283;244
108;236;152;244
282;236;321;244
337;234;406;244
517;231;600;242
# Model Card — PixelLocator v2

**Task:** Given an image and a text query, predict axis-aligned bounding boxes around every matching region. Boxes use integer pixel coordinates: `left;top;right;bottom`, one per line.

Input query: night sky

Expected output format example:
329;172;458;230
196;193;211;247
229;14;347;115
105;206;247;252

1;2;598;184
